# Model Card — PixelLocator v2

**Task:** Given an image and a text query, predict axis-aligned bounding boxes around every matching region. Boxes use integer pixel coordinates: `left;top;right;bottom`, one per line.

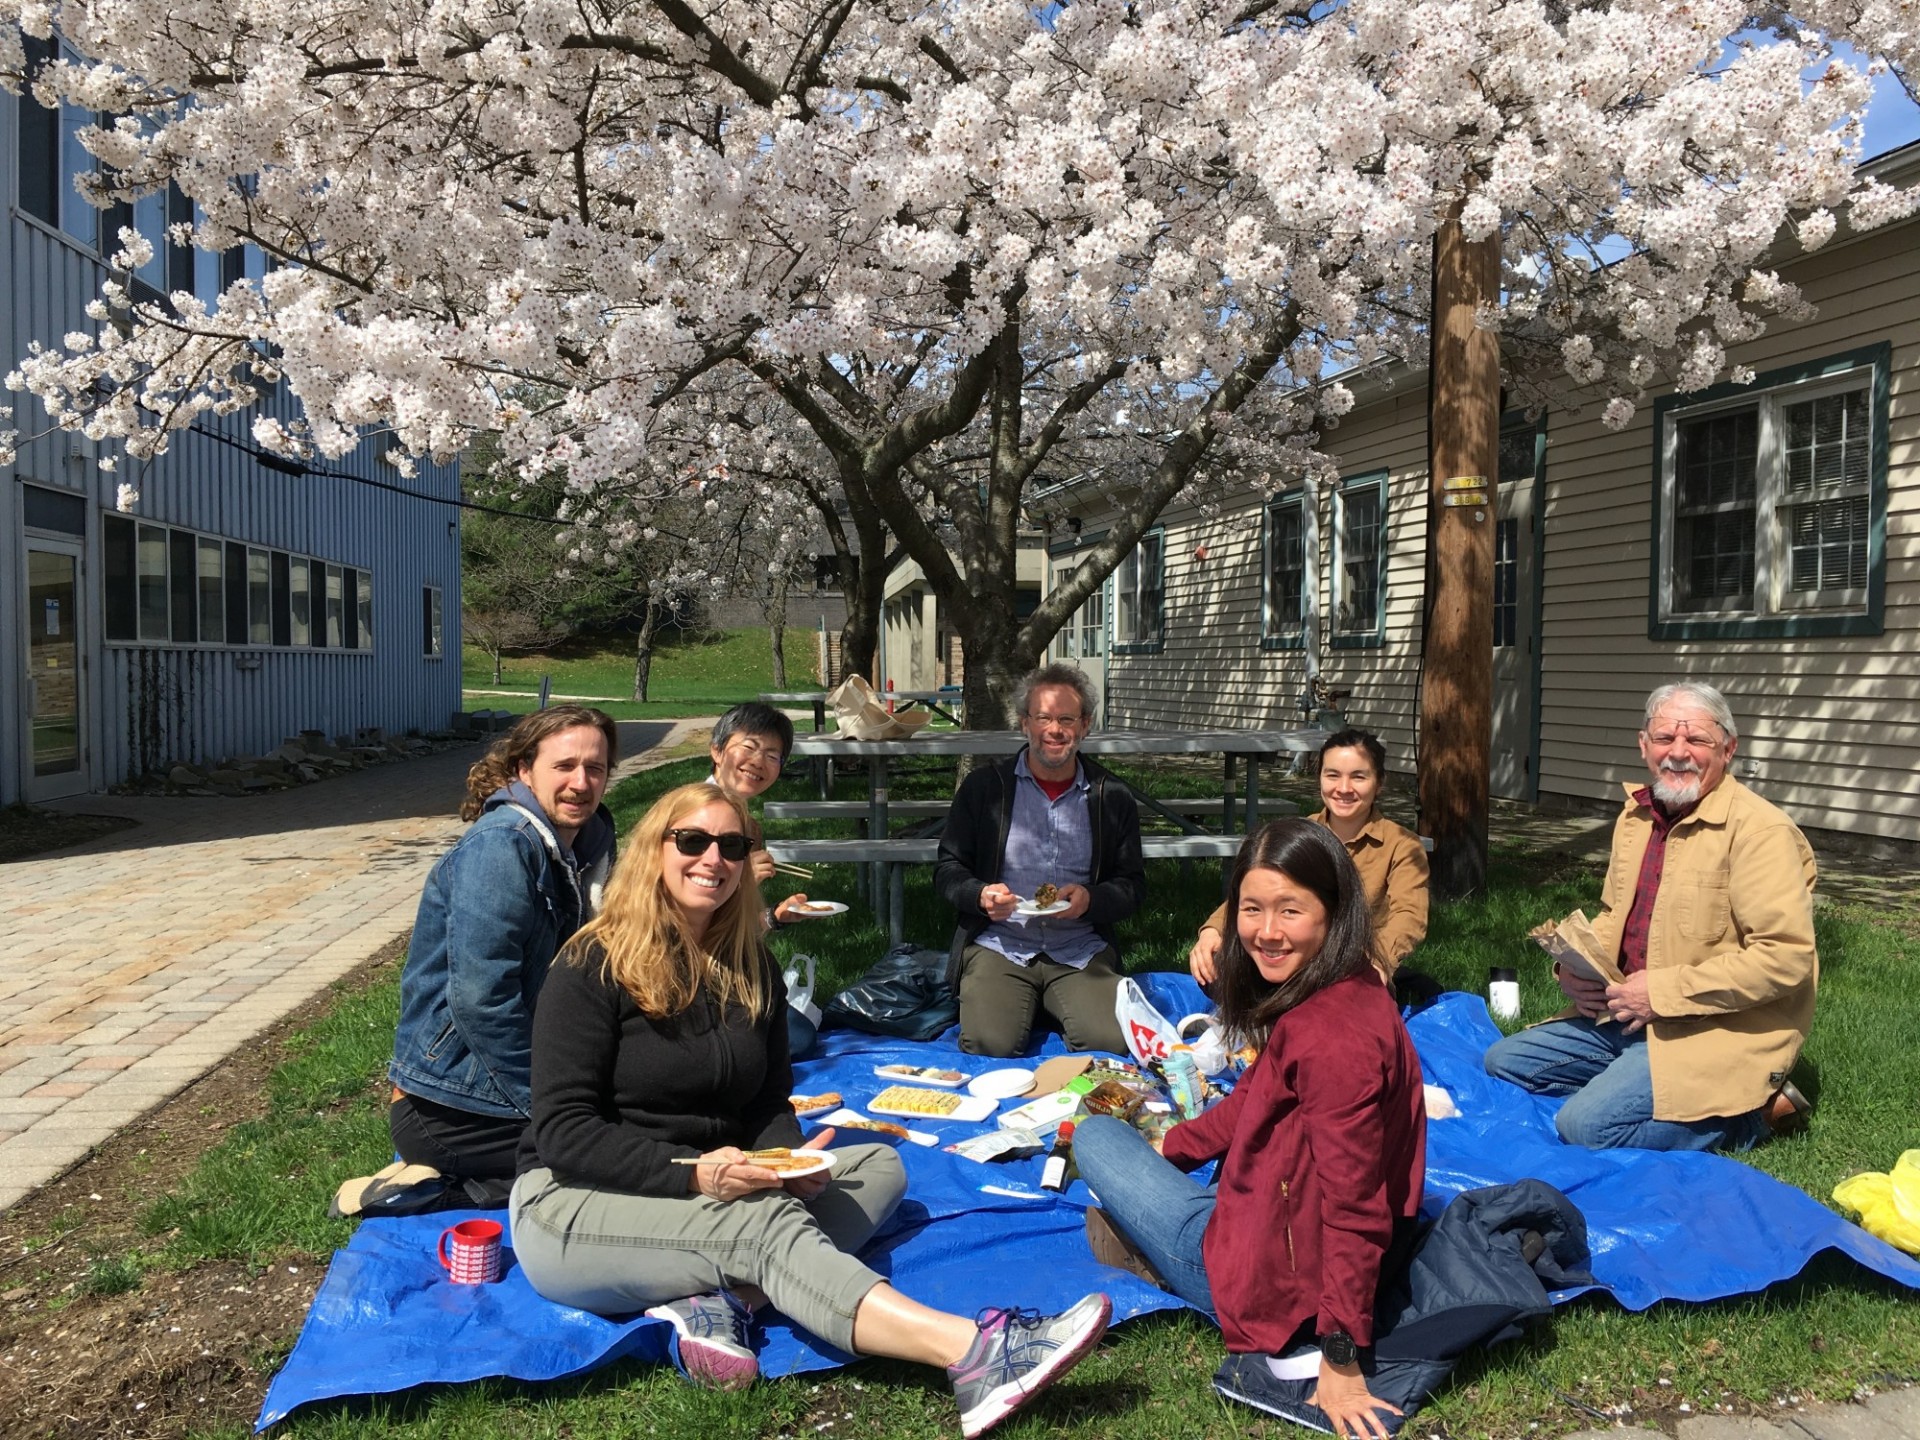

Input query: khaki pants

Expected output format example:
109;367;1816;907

510;1143;905;1352
957;944;1127;1058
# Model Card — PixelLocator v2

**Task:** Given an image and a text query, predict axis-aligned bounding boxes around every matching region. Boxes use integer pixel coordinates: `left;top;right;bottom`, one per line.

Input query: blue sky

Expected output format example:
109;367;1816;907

1860;66;1920;158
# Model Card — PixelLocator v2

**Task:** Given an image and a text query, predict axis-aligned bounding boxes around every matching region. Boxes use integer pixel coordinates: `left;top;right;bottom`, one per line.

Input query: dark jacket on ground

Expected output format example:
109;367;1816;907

518;941;805;1194
389;783;616;1118
1162;971;1427;1353
932;749;1147;987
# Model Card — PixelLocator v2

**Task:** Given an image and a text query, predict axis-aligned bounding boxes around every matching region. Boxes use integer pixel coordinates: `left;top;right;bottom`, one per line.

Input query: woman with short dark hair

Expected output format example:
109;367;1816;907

1075;818;1426;1439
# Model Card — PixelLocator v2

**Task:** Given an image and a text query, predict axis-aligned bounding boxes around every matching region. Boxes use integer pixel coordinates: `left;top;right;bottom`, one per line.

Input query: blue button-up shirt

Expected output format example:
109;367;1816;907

976;752;1105;970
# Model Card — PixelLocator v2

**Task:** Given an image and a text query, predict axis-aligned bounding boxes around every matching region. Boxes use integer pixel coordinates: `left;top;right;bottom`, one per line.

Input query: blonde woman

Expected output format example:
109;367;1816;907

510;783;1111;1439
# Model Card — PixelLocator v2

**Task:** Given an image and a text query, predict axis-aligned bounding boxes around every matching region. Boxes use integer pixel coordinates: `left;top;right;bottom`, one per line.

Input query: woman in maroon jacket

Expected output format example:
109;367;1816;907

1072;819;1426;1439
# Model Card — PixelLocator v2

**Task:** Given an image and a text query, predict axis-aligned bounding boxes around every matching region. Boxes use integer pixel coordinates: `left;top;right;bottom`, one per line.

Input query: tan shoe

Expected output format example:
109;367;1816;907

1763;1080;1813;1135
1085;1207;1168;1290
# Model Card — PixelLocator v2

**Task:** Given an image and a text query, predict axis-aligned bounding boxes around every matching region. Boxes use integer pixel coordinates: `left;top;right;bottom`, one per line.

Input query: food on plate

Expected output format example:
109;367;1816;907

797;901;840;913
790;1092;842;1115
876;1064;968;1085
743;1147;828;1174
869;1085;970;1116
1032;883;1060;908
832;1116;912;1139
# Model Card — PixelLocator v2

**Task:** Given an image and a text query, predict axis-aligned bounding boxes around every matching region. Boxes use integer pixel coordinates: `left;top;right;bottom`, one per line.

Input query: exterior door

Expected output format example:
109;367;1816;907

23;540;90;800
1490;421;1543;800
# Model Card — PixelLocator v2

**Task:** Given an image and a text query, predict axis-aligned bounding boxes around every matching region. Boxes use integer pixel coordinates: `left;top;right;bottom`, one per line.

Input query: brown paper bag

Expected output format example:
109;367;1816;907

1528;910;1624;986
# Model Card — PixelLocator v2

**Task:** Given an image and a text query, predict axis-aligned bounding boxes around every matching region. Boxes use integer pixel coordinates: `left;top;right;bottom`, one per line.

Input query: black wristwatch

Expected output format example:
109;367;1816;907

1319;1330;1358;1366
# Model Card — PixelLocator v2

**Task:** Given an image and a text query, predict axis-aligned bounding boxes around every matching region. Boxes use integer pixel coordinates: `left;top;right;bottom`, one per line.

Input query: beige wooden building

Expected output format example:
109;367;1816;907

1047;142;1919;848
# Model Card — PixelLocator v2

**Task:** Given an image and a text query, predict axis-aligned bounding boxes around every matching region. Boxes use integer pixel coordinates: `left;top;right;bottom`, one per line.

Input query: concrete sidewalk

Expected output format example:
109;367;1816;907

1563;1384;1918;1439
0;717;702;1213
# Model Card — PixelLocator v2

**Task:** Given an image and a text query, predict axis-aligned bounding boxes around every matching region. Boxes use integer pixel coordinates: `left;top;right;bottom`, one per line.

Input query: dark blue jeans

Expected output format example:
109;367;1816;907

1070;1114;1216;1315
1483;1017;1765;1152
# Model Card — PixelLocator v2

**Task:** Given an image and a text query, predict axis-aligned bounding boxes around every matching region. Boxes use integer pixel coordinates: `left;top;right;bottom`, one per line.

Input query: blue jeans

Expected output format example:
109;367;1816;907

1069;1115;1216;1315
1483;1017;1766;1152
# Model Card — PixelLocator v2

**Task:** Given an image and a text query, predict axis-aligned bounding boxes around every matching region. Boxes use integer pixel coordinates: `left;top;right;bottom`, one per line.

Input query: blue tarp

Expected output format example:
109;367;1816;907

258;977;1920;1429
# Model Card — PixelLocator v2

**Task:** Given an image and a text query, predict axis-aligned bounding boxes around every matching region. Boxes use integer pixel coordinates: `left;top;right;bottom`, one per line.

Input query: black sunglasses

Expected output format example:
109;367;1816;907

664;827;755;862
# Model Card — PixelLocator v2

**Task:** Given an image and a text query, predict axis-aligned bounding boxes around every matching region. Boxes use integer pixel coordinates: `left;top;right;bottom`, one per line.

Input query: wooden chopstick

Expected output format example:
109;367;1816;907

772;862;814;879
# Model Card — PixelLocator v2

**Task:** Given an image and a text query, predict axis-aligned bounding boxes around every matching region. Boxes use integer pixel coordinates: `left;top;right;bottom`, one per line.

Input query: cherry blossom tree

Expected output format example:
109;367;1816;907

3;0;1915;721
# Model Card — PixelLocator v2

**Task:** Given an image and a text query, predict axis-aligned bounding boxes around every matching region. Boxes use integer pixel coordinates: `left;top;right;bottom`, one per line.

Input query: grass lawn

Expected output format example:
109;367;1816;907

113;757;1920;1438
462;627;813;718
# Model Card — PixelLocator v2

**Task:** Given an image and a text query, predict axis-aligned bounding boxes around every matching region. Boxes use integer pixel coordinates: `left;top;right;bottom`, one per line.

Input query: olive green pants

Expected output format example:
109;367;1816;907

957;944;1127;1057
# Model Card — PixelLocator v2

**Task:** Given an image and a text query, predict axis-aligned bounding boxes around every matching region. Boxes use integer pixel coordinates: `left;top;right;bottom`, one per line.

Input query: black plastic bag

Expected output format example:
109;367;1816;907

821;944;959;1041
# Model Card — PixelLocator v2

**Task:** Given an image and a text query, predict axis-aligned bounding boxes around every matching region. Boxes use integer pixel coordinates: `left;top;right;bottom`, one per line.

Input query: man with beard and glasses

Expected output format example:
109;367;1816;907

1483;682;1818;1152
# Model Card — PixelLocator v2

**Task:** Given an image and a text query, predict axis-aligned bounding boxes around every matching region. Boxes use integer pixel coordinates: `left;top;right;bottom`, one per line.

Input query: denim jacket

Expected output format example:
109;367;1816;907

389;783;616;1118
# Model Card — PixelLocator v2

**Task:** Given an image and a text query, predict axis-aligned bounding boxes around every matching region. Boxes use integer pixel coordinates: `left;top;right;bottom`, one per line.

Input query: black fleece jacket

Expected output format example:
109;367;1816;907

933;749;1147;986
518;943;804;1194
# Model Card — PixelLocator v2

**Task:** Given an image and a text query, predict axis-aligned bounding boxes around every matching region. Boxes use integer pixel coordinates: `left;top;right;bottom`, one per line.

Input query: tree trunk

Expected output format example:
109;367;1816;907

768;565;791;689
1418;202;1502;899
840;553;882;683
491;648;503;685
631;586;661;702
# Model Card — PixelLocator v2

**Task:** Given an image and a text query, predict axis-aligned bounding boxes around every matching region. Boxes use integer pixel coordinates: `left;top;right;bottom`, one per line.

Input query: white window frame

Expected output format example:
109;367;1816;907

1112;529;1165;653
1655;355;1880;631
1261;490;1312;650
1330;471;1387;647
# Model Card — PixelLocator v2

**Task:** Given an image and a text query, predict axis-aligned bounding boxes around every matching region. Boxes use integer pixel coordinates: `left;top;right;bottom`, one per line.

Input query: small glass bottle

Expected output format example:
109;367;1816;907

1040;1120;1078;1192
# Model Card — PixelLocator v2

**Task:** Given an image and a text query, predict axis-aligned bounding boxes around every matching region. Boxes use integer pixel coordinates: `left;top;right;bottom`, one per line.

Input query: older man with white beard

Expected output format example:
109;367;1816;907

1483;682;1819;1151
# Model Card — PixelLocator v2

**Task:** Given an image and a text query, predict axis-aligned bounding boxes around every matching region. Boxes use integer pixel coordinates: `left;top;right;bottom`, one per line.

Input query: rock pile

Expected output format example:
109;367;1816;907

127;726;489;798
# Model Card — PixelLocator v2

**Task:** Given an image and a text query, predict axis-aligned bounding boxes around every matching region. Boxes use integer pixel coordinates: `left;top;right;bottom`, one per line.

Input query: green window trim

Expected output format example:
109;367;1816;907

1260;490;1310;652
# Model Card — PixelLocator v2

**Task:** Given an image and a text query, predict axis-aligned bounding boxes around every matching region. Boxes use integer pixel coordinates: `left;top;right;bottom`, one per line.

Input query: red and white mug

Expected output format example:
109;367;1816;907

438;1218;504;1284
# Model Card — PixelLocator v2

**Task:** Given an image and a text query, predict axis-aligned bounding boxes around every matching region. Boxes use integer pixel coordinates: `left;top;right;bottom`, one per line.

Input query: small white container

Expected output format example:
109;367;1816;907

1488;966;1521;1022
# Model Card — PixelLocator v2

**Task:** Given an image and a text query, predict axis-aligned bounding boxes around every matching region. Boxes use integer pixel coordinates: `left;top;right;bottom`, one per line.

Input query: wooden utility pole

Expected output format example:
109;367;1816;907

1419;200;1502;898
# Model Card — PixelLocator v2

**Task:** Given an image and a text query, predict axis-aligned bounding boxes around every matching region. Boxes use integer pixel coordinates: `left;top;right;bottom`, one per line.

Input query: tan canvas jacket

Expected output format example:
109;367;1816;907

1203;809;1430;977
1590;776;1818;1123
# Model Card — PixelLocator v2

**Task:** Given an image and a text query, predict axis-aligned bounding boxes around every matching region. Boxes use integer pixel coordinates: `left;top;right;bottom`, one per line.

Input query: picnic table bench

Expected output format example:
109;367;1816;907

765;834;1251;943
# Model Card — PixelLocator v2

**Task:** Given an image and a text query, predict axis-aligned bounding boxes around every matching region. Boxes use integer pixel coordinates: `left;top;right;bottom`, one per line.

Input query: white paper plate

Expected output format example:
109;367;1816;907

968;1067;1037;1100
874;1064;970;1088
1013;900;1070;918
745;1148;837;1178
786;900;849;919
790;1093;844;1118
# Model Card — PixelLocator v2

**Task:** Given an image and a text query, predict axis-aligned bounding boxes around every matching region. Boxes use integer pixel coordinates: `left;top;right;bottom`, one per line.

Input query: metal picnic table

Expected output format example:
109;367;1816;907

773;726;1330;940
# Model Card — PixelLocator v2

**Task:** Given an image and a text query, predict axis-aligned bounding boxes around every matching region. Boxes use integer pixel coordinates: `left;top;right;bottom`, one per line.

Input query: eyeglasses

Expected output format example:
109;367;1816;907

1643;724;1724;750
1025;714;1084;729
664;828;754;862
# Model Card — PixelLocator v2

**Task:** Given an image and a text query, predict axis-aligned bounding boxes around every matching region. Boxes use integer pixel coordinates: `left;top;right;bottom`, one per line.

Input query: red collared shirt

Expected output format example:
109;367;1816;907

1617;788;1697;975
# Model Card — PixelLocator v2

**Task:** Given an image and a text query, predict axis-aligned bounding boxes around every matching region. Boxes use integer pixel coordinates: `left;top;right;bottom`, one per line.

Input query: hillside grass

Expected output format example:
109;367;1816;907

462;626;813;718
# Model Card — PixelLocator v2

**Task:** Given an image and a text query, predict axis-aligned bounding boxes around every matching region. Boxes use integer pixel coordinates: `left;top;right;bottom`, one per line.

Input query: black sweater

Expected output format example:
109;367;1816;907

519;943;805;1195
932;749;1147;986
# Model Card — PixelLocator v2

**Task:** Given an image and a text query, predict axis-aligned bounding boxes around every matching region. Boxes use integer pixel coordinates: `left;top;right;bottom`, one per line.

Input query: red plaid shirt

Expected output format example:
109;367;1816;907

1618;788;1697;975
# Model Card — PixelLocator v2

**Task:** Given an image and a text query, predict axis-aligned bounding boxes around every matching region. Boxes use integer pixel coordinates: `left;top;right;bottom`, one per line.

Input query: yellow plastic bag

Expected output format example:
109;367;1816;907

1832;1150;1920;1255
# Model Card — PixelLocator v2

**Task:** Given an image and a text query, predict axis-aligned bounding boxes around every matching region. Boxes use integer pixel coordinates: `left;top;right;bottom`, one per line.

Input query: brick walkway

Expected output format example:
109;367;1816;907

1564;1384;1918;1439
0;717;700;1212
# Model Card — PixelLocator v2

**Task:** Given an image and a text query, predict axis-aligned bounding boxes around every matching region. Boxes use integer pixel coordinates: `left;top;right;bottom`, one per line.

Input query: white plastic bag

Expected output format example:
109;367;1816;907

1115;978;1181;1066
783;954;822;1028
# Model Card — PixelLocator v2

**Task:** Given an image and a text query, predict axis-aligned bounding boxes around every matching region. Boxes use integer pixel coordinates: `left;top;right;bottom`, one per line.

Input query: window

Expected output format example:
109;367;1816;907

290;559;311;646
355;570;374;651
1261;492;1310;649
1331;471;1387;646
1113;530;1165;651
97;514;372;652
247;547;272;644
197;538;224;643
325;565;345;647
1050;564;1079;659
1651;344;1887;638
1493;518;1519;649
136;523;169;641
17;36;103;250
423;586;444;657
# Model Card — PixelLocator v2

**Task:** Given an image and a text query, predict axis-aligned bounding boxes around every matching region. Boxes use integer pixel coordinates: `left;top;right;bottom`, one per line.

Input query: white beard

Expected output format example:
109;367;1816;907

1652;767;1703;808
